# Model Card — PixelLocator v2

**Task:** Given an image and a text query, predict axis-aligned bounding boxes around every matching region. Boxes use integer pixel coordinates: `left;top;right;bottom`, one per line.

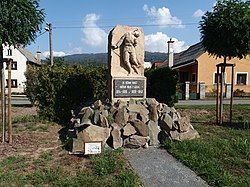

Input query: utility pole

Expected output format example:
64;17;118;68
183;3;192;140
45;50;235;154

46;23;53;66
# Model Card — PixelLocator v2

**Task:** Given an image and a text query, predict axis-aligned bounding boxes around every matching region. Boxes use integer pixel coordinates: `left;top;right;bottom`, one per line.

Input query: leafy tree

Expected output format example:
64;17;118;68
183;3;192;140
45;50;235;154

200;0;250;60
199;0;250;124
0;0;44;52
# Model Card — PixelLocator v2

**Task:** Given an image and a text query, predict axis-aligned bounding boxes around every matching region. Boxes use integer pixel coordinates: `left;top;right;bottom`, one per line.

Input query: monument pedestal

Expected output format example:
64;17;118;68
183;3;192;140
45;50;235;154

110;76;146;102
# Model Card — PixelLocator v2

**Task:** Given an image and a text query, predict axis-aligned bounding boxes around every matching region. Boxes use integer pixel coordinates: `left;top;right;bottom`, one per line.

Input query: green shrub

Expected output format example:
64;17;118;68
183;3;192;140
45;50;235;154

25;65;40;104
233;89;246;97
145;67;178;106
25;63;108;124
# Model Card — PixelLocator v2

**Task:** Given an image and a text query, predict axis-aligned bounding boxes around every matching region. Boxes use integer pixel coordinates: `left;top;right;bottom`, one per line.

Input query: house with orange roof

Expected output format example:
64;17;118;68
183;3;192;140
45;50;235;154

161;42;250;99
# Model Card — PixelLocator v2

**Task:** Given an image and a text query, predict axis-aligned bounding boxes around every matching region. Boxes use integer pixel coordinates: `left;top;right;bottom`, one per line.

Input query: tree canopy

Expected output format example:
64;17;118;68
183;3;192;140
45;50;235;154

199;0;250;59
0;0;44;47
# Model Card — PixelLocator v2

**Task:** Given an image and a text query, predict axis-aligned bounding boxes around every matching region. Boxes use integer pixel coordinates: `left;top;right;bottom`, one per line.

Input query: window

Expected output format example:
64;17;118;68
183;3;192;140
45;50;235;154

180;72;189;82
5;61;17;70
191;73;196;83
214;73;222;84
214;72;227;84
7;49;12;56
6;79;18;88
236;73;247;85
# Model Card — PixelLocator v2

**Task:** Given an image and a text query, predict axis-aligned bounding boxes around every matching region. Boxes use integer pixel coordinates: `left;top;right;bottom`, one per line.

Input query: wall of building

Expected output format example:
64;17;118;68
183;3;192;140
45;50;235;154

197;52;250;93
3;46;27;93
177;64;198;83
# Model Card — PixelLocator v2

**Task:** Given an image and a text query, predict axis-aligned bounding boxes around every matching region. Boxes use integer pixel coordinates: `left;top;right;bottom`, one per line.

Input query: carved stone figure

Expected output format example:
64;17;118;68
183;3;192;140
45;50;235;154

112;30;142;75
108;25;144;77
108;25;146;102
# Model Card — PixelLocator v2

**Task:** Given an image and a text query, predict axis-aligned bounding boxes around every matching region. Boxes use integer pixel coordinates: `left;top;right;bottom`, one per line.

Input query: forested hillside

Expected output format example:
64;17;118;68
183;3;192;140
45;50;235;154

63;51;167;65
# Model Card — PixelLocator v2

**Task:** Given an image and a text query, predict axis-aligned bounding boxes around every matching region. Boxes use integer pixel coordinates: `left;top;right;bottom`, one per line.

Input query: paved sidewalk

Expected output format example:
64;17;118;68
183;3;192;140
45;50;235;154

176;99;250;105
125;147;209;187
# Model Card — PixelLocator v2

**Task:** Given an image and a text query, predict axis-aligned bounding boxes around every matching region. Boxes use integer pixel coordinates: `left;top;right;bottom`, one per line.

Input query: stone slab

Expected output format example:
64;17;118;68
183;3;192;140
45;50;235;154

111;76;146;102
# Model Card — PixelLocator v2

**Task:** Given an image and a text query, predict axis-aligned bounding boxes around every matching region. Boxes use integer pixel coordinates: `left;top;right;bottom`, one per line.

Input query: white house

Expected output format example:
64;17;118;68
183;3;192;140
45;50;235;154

3;46;41;93
144;61;152;69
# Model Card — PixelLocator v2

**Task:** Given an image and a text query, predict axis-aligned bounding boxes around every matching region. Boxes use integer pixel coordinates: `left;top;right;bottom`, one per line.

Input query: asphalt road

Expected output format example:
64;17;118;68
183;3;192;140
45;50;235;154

5;95;32;105
5;95;250;106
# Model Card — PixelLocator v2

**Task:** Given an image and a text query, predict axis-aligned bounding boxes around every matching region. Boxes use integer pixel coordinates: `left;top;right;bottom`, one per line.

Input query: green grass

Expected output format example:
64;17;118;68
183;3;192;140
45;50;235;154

176;104;250;127
11;114;53;132
91;148;125;176
12;115;42;124
163;124;250;187
0;149;141;187
33;151;53;167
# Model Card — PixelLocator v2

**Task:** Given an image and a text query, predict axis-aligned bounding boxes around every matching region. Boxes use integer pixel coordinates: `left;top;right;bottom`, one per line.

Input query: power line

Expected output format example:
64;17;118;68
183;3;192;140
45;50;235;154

50;14;199;24
53;22;199;29
36;31;47;38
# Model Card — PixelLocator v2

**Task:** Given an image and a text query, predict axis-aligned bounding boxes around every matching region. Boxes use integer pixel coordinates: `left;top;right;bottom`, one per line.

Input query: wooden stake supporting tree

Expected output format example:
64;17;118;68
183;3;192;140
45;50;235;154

216;63;235;125
1;58;13;144
7;59;13;144
0;58;6;143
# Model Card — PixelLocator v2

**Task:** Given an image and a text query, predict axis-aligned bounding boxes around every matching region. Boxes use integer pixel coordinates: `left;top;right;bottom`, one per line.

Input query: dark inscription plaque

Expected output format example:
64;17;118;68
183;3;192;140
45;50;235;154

114;79;144;98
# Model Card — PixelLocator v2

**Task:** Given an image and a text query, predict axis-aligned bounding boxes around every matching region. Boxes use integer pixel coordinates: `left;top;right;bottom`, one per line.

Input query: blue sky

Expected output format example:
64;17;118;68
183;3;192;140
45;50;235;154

27;0;216;57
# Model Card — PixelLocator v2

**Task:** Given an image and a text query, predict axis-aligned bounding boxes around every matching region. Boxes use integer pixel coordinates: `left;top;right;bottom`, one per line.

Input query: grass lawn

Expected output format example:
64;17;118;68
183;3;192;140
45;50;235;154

164;104;250;186
0;112;141;187
0;149;141;187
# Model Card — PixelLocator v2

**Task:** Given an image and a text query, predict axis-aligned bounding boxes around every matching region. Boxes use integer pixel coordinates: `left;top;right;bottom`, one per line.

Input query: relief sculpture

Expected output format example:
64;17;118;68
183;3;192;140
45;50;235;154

112;29;142;75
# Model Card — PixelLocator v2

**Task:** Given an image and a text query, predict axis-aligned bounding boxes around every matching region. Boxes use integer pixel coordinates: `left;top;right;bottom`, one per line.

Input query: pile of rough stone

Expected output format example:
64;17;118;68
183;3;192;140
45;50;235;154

69;98;199;152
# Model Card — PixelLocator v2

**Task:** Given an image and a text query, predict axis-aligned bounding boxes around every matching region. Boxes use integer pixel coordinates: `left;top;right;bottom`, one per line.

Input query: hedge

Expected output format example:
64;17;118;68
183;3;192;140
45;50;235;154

145;67;178;106
25;64;108;124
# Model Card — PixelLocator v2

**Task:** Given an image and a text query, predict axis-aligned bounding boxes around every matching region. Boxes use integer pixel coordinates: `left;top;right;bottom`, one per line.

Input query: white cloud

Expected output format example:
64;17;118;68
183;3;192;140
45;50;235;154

145;32;189;53
67;43;84;54
143;4;184;28
193;9;205;18
42;51;68;58
82;13;108;50
70;47;83;54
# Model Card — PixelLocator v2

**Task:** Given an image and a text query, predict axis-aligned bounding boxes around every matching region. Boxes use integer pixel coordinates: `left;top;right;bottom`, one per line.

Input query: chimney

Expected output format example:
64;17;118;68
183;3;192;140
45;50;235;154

167;39;174;68
36;51;41;63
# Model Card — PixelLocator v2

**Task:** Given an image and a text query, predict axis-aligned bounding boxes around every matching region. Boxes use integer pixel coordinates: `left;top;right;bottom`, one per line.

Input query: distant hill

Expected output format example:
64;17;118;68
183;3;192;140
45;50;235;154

64;51;167;65
144;51;167;62
64;53;107;65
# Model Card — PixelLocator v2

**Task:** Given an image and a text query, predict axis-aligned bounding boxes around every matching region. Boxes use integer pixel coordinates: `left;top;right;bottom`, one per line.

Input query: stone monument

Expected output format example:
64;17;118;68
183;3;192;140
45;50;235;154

108;25;146;102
